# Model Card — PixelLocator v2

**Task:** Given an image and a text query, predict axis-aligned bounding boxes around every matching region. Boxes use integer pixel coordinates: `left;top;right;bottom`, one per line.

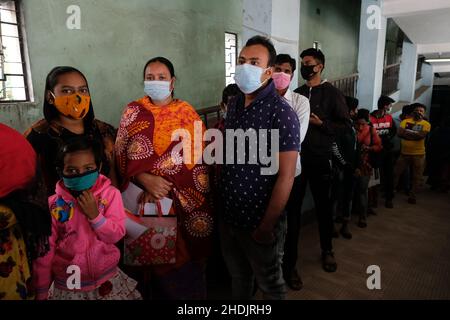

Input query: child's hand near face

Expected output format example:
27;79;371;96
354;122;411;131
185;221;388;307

78;190;99;220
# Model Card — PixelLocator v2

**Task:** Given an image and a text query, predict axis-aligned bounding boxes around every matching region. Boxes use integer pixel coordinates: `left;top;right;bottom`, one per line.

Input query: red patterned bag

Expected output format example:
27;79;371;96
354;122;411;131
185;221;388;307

124;201;177;266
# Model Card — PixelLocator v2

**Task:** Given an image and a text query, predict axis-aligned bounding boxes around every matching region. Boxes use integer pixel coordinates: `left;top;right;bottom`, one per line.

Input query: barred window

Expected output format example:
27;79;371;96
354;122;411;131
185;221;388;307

0;0;29;102
225;32;237;86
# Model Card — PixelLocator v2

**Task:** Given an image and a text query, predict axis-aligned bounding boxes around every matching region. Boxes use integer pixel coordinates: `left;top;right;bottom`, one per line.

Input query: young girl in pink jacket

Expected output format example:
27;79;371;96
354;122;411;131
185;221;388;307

33;137;141;300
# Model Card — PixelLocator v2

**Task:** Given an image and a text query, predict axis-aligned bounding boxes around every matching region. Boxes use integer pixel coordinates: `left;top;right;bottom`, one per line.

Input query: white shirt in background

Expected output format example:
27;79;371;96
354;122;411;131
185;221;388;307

283;89;311;176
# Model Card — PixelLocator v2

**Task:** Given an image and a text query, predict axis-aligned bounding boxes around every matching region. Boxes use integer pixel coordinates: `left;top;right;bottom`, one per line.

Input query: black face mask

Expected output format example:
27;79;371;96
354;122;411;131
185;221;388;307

300;65;318;81
413;111;423;120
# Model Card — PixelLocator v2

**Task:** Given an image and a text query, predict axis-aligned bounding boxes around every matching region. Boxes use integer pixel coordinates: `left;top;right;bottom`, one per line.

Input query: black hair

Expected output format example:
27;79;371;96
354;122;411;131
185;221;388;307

275;54;297;73
300;48;326;67
402;104;414;115
44;66;95;124
56;136;103;171
143;57;176;98
245;35;277;67
377;95;395;110
345;96;359;111
410;102;427;111
143;56;175;80
356;109;370;122
222;84;241;105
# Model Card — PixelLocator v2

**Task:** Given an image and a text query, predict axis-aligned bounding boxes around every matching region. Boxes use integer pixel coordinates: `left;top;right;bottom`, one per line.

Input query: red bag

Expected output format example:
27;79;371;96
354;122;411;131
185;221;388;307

124;201;177;266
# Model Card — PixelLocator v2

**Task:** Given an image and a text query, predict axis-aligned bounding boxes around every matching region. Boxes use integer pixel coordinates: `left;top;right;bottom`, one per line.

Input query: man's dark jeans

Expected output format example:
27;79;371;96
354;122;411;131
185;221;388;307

379;150;395;201
220;215;287;300
283;157;334;274
331;166;355;222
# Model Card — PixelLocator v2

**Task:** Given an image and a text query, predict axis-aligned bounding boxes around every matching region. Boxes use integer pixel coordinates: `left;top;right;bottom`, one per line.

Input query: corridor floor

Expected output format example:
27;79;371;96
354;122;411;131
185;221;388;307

288;188;450;299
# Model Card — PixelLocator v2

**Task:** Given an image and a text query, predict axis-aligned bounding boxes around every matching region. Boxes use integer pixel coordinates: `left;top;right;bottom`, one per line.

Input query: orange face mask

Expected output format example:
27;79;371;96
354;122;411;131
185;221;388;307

51;92;91;120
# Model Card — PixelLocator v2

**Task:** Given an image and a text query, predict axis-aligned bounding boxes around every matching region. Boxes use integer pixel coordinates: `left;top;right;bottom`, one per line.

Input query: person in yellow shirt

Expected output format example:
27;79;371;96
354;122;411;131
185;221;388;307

394;103;431;204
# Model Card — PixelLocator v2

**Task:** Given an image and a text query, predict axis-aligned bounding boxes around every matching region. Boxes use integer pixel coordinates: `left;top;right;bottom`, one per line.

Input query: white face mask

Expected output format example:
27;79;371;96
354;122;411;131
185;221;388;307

144;80;172;101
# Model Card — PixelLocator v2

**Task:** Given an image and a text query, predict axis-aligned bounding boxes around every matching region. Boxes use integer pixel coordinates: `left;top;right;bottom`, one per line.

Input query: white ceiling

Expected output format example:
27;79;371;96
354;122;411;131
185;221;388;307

417;44;450;56
392;9;450;46
383;0;450;76
383;0;450;18
423;52;450;59
431;63;450;73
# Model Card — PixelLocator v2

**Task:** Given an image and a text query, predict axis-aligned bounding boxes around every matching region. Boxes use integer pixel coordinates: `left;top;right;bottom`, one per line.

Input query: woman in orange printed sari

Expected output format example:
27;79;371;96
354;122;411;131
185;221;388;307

116;57;213;300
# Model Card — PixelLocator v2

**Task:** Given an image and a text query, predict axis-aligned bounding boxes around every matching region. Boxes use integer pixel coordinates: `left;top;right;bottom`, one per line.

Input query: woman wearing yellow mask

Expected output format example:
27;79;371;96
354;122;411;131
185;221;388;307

25;67;118;196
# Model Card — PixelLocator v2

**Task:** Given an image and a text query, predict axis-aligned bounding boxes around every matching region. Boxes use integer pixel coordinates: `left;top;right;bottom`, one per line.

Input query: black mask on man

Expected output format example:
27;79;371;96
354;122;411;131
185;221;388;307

413;111;423;120
301;65;318;81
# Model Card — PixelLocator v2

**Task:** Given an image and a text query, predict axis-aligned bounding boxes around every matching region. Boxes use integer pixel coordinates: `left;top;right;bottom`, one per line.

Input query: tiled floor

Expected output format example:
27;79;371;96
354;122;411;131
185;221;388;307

288;188;450;300
208;187;450;300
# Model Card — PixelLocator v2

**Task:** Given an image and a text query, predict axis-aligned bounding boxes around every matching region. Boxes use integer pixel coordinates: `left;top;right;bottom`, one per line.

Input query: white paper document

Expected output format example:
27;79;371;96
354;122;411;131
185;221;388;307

125;218;148;240
159;197;173;215
144;202;157;216
121;182;143;214
143;197;173;216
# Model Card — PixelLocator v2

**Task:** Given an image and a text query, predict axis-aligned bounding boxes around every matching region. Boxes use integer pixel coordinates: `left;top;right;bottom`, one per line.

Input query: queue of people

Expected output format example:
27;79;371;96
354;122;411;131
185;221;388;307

0;35;435;300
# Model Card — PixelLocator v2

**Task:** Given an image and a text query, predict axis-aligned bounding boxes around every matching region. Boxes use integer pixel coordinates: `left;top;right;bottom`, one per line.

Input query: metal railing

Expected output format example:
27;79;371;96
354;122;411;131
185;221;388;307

329;73;359;97
382;63;401;96
416;69;422;81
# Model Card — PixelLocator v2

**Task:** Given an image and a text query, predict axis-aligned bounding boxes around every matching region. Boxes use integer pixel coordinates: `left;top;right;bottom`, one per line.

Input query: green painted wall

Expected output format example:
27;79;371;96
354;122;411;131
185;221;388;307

2;0;242;132
299;0;361;82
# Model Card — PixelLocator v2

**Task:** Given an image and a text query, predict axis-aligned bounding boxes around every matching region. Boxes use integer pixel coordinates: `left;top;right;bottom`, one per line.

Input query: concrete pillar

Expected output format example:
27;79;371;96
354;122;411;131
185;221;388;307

242;0;272;42
242;0;301;88
416;62;434;118
421;62;434;87
271;0;300;88
356;0;387;110
399;41;418;102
